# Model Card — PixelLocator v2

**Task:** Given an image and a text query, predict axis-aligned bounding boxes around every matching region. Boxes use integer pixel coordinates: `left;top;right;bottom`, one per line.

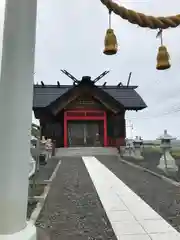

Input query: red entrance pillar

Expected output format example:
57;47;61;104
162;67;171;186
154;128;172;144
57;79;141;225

103;112;108;147
64;112;68;147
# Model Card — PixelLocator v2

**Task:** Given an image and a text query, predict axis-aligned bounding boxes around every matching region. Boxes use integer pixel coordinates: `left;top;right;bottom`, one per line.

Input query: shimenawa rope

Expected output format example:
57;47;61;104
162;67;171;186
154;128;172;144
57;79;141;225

100;0;180;29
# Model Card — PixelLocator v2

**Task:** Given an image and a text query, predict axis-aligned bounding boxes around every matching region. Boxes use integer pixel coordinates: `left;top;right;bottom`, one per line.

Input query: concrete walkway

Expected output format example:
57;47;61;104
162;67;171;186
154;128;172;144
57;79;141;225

83;156;180;240
56;147;119;157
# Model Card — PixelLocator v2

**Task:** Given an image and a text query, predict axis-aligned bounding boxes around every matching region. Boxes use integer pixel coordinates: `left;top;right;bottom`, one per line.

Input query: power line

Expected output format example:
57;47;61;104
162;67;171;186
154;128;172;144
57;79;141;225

130;107;180;121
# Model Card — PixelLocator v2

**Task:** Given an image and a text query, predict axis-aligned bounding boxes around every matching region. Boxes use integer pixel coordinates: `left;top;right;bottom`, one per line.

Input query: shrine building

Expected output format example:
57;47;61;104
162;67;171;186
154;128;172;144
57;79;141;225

33;71;147;148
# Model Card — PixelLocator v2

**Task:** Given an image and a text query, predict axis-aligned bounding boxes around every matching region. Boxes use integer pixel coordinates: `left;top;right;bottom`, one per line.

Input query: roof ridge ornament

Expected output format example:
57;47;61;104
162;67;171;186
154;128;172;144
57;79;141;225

60;69;79;84
60;69;110;85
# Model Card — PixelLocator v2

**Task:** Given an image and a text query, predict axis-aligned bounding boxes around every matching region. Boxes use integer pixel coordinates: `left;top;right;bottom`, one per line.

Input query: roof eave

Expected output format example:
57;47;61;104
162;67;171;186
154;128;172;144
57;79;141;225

125;105;147;111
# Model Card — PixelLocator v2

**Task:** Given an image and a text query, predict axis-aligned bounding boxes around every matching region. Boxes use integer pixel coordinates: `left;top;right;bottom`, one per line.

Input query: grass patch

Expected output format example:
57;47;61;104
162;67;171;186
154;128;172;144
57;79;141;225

29;183;46;197
143;146;180;158
27;200;38;220
27;183;47;220
172;151;180;158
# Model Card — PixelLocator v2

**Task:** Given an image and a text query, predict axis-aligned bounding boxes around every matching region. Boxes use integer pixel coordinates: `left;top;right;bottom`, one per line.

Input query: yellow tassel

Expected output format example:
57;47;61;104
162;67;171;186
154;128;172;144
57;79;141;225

156;45;171;70
103;28;118;55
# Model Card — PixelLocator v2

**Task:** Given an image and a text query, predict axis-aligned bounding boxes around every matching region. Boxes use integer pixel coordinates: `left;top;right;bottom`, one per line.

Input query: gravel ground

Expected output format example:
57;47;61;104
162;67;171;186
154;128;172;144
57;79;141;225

123;149;180;181
37;227;50;240
27;201;38;219
36;157;117;240
27;157;60;220
34;156;60;182
97;155;180;232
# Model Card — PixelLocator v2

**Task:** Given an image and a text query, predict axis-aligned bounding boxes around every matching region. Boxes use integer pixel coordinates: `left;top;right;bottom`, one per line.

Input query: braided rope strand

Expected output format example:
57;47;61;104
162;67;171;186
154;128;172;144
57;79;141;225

100;0;180;29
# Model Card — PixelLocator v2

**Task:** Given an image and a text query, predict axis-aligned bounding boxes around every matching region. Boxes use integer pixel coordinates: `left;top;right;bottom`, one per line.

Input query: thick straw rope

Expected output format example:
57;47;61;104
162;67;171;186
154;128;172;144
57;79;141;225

100;0;180;29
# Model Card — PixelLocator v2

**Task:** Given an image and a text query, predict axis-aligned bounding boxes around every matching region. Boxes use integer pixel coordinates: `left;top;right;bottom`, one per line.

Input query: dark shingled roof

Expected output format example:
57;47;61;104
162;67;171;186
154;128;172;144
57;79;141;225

33;84;147;110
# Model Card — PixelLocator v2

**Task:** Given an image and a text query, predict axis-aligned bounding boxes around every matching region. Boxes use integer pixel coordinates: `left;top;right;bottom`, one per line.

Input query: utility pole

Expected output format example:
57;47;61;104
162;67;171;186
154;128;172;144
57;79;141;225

126;120;133;140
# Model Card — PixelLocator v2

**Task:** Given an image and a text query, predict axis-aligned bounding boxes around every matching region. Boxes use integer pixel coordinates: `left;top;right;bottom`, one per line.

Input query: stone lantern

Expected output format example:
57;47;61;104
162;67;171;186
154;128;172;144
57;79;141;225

133;136;144;160
123;138;134;157
157;130;178;173
45;139;53;159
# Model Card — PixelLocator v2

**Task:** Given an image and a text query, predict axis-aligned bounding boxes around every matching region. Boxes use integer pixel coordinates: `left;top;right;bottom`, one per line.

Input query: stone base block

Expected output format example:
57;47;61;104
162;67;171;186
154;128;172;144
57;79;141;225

133;149;144;160
0;222;36;240
123;149;135;158
134;155;144;160
158;151;178;173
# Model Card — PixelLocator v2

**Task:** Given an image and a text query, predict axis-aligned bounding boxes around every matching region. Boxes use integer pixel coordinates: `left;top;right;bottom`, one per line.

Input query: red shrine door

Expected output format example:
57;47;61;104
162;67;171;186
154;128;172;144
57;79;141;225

64;110;107;147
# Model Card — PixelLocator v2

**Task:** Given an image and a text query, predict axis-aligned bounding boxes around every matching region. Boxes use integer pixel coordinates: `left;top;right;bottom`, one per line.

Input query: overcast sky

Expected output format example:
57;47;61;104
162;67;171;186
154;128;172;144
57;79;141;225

33;0;180;140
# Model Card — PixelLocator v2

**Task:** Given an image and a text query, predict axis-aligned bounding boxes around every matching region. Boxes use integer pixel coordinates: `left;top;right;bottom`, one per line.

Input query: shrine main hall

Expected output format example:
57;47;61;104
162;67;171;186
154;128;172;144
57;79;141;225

33;72;146;148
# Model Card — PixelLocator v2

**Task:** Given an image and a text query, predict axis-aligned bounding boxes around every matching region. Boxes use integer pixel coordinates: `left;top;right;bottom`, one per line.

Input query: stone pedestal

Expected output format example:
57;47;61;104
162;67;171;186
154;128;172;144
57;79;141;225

133;136;143;160
123;139;135;157
157;130;178;173
0;0;37;238
1;223;36;240
158;151;178;173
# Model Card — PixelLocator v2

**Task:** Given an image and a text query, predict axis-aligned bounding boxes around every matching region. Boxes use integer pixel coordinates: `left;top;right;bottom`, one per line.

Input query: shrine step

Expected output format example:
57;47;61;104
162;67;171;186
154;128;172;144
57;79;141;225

56;147;119;157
